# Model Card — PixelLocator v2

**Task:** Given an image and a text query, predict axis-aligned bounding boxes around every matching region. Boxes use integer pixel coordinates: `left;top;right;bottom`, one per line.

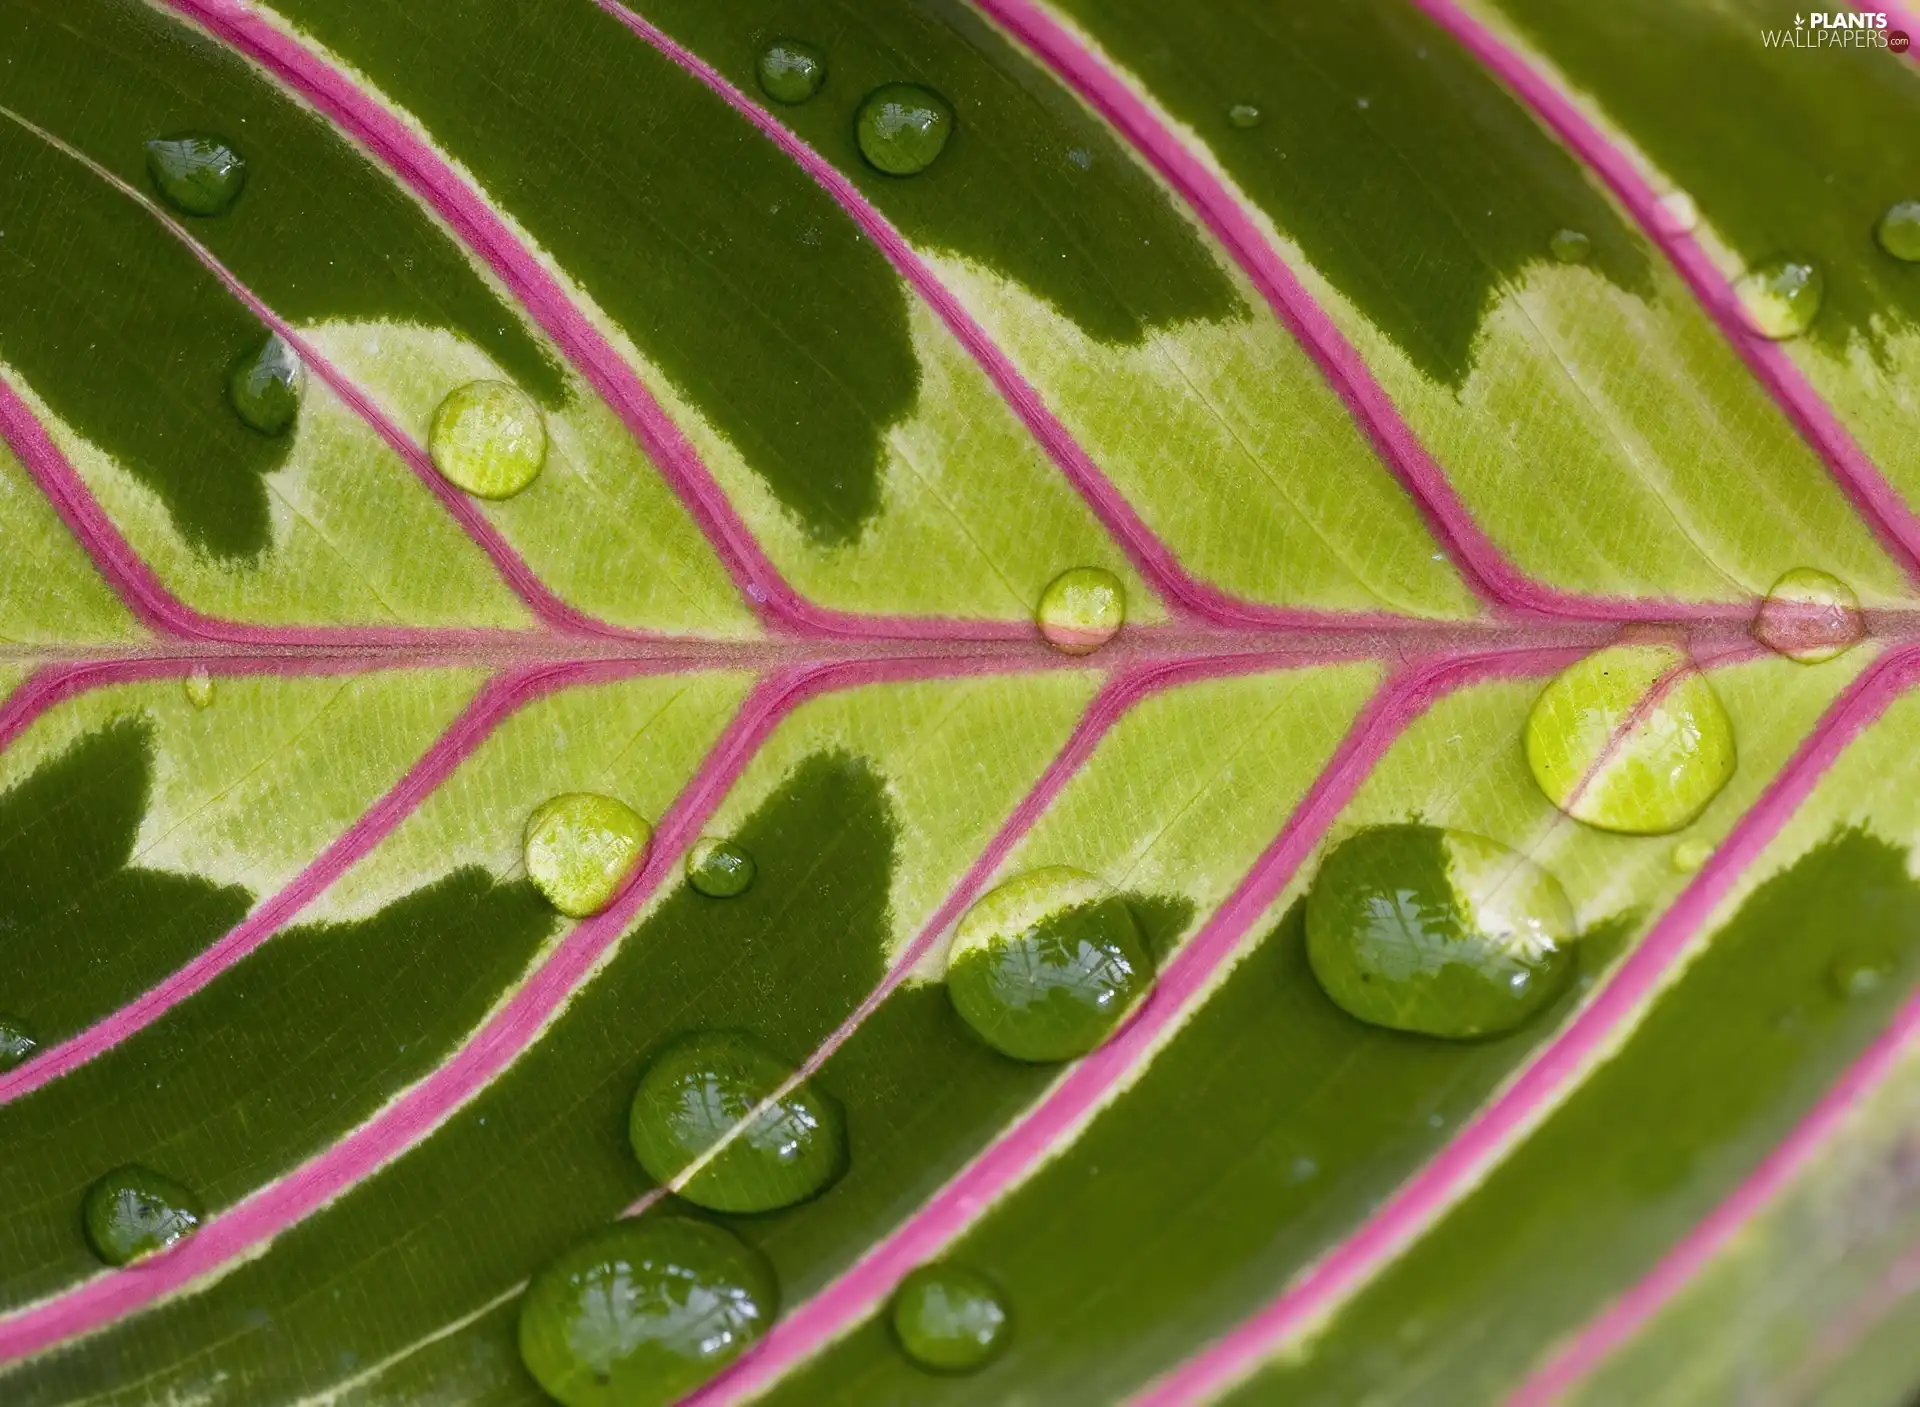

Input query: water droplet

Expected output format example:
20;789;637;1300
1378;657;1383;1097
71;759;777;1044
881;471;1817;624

1549;228;1592;265
144;133;247;217
1305;825;1577;1040
1524;643;1736;835
1735;257;1824;340
0;1014;36;1071
757;38;827;105
1830;950;1894;1000
429;380;547;499
1228;103;1263;129
1876;200;1920;262
1658;190;1699;234
946;866;1154;1062
890;1263;1011;1374
1036;567;1124;655
183;668;216;710
227;333;303;437
855;84;953;176
686;837;755;898
1670;836;1714;874
1753;567;1865;664
83;1165;203;1265
628;1031;845;1212
517;1217;776;1407
523;793;651;918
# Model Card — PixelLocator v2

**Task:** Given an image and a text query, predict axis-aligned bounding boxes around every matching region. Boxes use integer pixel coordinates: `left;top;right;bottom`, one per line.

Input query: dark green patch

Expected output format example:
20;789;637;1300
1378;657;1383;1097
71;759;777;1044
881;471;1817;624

1122;891;1198;967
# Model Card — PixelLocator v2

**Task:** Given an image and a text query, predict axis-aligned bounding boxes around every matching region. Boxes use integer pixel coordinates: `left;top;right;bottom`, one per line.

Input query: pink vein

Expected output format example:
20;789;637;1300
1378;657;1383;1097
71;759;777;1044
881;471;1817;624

682;644;1571;1405
1399;0;1920;588
1136;642;1920;1405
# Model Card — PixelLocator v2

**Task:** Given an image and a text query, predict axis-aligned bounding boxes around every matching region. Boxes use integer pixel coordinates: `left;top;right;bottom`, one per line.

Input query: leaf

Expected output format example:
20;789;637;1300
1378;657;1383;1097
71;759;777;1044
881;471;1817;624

0;0;1914;1403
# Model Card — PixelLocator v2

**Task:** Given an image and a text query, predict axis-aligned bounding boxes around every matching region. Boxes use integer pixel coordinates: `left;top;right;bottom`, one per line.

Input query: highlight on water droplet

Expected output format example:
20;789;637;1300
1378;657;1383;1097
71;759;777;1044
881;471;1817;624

1830;949;1895;1000
429;380;547;499
227;333;303;437
1036;566;1125;655
1752;567;1865;664
518;1216;777;1407
1877;200;1920;262
1658;190;1699;234
1524;643;1736;835
1735;257;1824;340
946;866;1154;1062
1305;824;1578;1040
144;133;247;216
757;38;827;104
1670;836;1714;874
628;1030;845;1213
891;1263;1012;1374
0;1014;36;1072
183;668;216;711
686;837;755;898
83;1165;203;1266
1549;228;1592;265
523;793;651;918
1228;103;1263;129
855;83;954;176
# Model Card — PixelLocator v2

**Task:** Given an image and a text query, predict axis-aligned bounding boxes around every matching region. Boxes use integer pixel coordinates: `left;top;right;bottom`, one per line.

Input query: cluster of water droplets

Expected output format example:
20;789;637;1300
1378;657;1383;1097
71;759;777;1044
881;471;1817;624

755;37;954;178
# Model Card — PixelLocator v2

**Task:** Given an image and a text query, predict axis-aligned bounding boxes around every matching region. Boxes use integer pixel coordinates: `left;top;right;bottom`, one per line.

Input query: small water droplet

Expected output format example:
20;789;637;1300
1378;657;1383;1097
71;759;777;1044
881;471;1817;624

144;133;247;216
1288;1154;1320;1183
183;668;216;710
1658;190;1699;234
429;380;547;499
1753;567;1865;664
1524;643;1736;835
756;38;827;105
890;1263;1011;1373
1670;836;1714;874
1876;200;1920;262
1549;228;1592;265
628;1031;845;1212
0;1014;36;1072
1228;103;1263;128
83;1165;203;1265
1067;146;1093;171
1036;566;1125;655
947;866;1154;1061
523;793;651;918
856;84;954;177
1830;951;1893;1000
227;333;303;437
1735;257;1824;340
686;837;756;898
518;1218;776;1405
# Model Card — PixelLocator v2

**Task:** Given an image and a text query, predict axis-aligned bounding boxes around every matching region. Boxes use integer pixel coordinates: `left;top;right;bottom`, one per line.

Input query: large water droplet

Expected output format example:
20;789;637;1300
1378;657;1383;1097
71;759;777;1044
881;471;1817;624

0;1014;36;1072
429;380;547;499
183;668;216;711
83;1165;203;1265
946;866;1153;1062
757;39;827;105
891;1263;1011;1374
1549;228;1592;265
1753;567;1865;664
1228;103;1263;129
686;837;755;898
227;333;303;437
1525;643;1736;835
855;84;953;176
1036;567;1124;655
517;1217;777;1407
628;1031;845;1212
1736;257;1824;340
1306;824;1577;1039
144;134;247;217
1876;201;1920;262
523;793;651;918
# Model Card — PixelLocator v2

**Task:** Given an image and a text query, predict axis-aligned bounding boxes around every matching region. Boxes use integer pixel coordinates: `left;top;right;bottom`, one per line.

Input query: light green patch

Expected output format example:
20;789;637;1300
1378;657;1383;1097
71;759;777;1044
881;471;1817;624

1798;321;1920;550
1442;829;1580;960
0;438;138;646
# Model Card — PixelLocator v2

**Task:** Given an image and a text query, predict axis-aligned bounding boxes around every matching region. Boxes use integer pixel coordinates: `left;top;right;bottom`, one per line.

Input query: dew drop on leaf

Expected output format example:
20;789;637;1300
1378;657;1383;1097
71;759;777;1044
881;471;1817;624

946;866;1155;1062
1036;566;1125;655
1830;950;1894;1000
1548;228;1592;265
428;380;547;499
83;1165;203;1266
183;667;216;710
226;333;303;438
1658;189;1699;233
0;1013;36;1072
1875;200;1920;262
1227;103;1263;129
757;39;827;105
855;84;954;176
1735;257;1825;340
143;133;247;217
686;836;756;898
1752;567;1865;664
523;792;651;918
890;1263;1012;1373
517;1217;777;1407
1670;836;1714;874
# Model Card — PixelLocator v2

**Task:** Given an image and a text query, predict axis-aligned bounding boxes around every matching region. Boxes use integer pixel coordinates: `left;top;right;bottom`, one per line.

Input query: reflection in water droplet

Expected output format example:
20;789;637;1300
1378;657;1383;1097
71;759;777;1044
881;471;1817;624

0;1014;36;1072
83;1165;203;1265
429;380;547;499
1735;257;1824;340
1753;567;1865;664
757;39;827;105
523;793;651;918
1670;837;1714;874
856;84;954;176
891;1263;1011;1374
946;866;1153;1062
628;1031;845;1212
1036;566;1125;655
1228;103;1263;129
1524;644;1736;835
686;837;755;898
1658;190;1699;234
1306;824;1577;1040
1549;228;1592;265
227;333;303;437
183;668;216;711
1876;201;1920;262
518;1217;777;1407
144;134;247;216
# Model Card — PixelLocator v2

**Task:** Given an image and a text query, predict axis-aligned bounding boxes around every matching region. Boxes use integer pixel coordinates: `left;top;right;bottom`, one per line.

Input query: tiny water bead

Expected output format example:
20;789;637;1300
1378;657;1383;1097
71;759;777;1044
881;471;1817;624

1305;825;1578;1040
686;837;755;898
1753;567;1865;664
1035;566;1125;655
757;39;827;105
518;1217;777;1407
628;1031;845;1212
183;668;216;710
1658;190;1699;234
144;133;247;216
891;1263;1012;1374
1524;643;1736;835
946;866;1154;1062
0;1014;36;1072
1735;257;1825;340
523;793;651;919
1228;103;1263;129
83;1165;203;1266
856;84;954;176
1877;200;1920;262
429;380;547;499
1670;836;1715;874
227;333;303;437
1549;228;1592;265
